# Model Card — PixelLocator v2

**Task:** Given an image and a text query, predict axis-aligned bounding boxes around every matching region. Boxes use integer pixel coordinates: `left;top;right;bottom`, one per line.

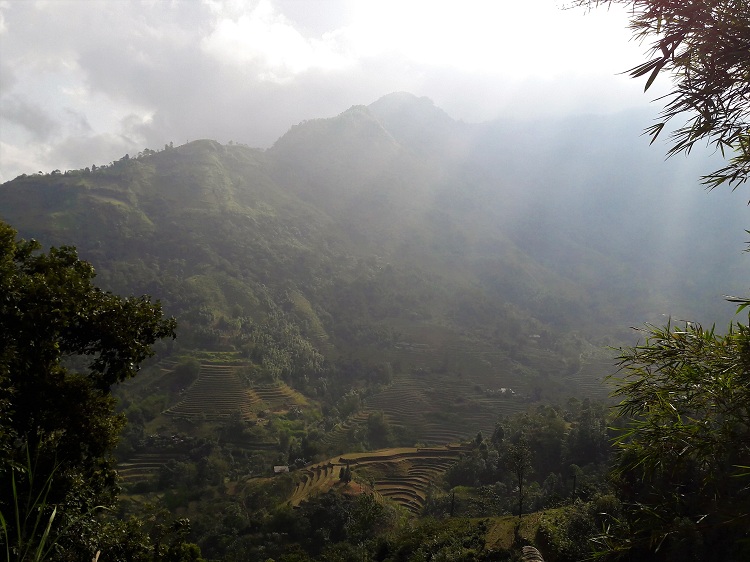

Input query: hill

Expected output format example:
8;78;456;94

3;91;748;560
1;92;747;431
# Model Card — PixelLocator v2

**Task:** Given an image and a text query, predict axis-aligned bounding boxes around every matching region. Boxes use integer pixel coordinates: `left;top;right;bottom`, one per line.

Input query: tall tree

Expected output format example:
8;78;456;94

0;220;177;560
574;0;750;192
503;433;533;518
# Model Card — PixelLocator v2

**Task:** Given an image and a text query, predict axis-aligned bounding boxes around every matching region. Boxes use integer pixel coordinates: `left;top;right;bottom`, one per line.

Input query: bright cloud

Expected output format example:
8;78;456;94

202;0;351;81
0;0;661;182
201;0;641;82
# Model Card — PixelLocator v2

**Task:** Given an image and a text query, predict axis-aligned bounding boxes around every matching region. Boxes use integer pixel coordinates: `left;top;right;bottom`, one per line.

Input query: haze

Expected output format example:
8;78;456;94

1;0;657;182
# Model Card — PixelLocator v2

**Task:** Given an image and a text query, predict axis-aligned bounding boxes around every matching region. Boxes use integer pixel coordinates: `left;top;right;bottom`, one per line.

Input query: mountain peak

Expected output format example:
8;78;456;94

368;92;452;123
367;92;463;156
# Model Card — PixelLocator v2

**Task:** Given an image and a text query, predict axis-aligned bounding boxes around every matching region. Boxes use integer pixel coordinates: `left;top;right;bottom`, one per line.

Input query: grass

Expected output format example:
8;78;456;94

0;449;110;562
1;468;58;562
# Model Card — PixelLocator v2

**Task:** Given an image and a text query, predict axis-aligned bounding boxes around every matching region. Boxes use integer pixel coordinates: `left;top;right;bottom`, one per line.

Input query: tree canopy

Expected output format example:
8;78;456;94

0;220;177;559
574;0;750;191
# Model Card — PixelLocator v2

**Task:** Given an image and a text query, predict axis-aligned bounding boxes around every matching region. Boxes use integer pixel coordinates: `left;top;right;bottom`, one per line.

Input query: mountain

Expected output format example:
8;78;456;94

1;93;747;410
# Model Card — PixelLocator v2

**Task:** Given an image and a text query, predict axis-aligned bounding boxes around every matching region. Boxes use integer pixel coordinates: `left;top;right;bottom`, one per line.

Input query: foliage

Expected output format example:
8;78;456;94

366;410;395;449
379;517;494;562
265;491;393;558
566;1;750;559
90;513;205;562
574;0;750;192
595;320;750;560
338;464;352;483
6;97;733;560
0;221;178;559
538;496;622;561
439;403;612;520
241;305;325;389
504;433;533;519
1;452;59;562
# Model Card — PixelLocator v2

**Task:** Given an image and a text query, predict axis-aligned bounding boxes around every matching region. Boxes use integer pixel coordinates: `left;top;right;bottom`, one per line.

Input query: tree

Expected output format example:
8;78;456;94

574;0;750;192
366;410;392;448
503;433;533;518
599;321;750;560
0;221;177;559
339;464;352;484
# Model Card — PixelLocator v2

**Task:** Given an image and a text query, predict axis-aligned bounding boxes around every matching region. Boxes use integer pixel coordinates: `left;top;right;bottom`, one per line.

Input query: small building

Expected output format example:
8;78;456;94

273;465;290;474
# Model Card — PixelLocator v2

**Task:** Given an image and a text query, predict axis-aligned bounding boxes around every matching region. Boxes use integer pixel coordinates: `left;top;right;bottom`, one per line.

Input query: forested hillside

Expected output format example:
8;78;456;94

2;91;746;460
2;92;748;561
3;93;745;344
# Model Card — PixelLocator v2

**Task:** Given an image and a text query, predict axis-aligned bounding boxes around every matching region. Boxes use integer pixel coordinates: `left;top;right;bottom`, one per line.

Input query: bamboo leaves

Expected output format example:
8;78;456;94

573;1;750;194
605;319;750;556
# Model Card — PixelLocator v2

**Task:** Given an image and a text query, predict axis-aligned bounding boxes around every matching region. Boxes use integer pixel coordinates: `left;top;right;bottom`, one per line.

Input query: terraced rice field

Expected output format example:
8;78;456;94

162;359;309;421
320;410;373;451
364;372;525;445
118;451;183;483
289;444;468;514
374;455;459;513
364;326;613;444
563;355;613;399
253;383;308;410
164;363;255;420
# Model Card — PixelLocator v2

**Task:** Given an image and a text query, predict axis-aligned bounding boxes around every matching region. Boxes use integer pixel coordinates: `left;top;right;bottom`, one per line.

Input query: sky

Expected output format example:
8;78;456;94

0;0;663;182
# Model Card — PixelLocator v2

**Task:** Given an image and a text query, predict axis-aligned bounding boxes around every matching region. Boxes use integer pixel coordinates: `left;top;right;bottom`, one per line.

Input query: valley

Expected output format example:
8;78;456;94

2;92;746;560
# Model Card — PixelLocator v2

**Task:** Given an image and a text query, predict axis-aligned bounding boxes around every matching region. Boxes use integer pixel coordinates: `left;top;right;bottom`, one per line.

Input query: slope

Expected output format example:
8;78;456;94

1;93;746;431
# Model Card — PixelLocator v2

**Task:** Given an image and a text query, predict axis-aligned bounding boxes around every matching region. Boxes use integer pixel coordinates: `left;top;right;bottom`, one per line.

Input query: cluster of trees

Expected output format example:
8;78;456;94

434;401;611;518
11;143;176;181
202;491;394;561
0;221;202;561
597;322;750;559
239;306;326;388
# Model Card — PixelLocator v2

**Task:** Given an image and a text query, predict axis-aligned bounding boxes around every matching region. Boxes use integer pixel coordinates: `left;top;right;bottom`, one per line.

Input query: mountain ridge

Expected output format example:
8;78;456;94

1;93;747;367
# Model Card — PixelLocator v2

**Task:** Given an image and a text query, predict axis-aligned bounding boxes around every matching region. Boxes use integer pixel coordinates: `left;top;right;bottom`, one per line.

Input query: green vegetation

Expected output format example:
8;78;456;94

567;1;750;559
0;222;201;561
3;202;745;559
3;12;750;554
593;322;750;559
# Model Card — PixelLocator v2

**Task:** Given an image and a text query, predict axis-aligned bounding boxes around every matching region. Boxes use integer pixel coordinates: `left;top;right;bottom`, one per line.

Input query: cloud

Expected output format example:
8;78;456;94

46;132;141;171
0;96;60;141
0;0;658;181
202;0;351;82
0;1;7;35
0;141;45;181
0;58;15;91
